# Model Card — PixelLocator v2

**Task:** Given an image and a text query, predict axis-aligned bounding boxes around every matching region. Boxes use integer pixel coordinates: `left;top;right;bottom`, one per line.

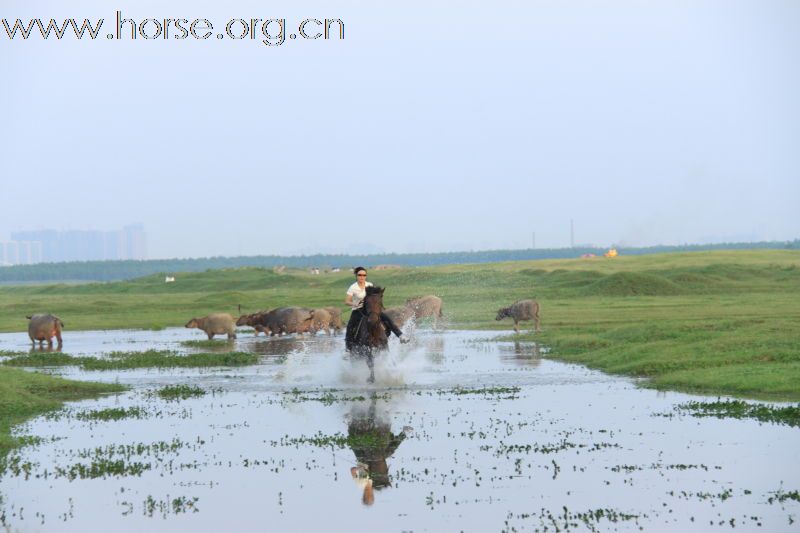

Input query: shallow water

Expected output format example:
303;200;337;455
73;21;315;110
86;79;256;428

0;328;797;532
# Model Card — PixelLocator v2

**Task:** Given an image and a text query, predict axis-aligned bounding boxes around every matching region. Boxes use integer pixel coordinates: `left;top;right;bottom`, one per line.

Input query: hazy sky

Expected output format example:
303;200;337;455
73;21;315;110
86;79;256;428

1;0;798;259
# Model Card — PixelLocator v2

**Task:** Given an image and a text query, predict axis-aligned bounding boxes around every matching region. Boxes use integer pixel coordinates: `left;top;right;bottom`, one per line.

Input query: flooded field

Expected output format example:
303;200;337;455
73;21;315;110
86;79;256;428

0;328;797;532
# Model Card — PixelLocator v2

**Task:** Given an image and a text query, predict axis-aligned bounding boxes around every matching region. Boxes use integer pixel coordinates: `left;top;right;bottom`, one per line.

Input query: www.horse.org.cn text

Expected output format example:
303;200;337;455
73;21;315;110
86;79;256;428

1;11;345;47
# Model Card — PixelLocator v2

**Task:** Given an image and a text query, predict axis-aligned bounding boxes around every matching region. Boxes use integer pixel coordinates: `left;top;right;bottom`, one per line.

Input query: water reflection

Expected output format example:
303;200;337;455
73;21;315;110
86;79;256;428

29;344;63;353
498;341;541;367
346;399;410;505
242;336;342;357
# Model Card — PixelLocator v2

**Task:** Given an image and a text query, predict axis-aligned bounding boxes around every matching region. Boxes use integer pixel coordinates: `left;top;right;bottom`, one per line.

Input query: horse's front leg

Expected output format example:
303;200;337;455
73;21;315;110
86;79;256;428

366;352;375;383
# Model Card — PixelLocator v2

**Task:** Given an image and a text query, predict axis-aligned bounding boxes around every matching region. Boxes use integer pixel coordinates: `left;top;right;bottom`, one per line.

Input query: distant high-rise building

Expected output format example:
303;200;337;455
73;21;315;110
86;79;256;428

5;225;147;264
3;242;19;265
104;230;125;261
11;230;60;262
29;241;42;264
17;241;32;264
124;224;147;260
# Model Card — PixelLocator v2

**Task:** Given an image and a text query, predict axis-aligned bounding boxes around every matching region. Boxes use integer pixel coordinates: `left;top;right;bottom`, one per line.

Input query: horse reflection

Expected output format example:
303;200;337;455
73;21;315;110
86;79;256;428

346;399;410;505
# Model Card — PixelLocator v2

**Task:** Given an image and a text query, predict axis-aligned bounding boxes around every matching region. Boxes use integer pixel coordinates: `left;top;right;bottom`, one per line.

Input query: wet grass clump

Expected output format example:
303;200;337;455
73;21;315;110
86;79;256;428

275;430;402;450
447;386;520;396
1;353;81;367
284;388;390;405
55;458;151;480
74;406;147;422
430;386;521;400
670;399;800;427
0;366;125;453
88;351;258;369
180;339;233;348
768;489;800;504
156;385;206;401
2;350;259;370
504;506;644;532
142;495;199;517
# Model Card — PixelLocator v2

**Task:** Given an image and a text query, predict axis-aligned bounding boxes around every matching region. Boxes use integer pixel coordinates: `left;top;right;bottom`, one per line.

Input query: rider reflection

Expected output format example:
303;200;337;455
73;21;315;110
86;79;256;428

347;398;411;505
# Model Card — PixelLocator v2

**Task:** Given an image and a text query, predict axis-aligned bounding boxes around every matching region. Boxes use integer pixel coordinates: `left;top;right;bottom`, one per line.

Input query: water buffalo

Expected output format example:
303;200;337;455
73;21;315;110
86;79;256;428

260;307;314;336
308;308;334;335
185;313;237;339
323;307;344;334
495;299;541;333
236;310;273;335
26;314;64;347
406;295;444;328
384;305;415;329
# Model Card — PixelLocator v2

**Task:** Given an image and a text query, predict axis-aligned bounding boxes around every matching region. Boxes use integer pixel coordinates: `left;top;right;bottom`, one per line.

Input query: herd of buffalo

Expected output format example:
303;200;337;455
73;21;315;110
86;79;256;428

185;295;446;340
23;296;541;347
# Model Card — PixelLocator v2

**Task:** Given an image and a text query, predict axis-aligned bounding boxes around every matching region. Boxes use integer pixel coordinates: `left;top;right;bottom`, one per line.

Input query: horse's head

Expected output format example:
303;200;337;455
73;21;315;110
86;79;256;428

363;286;385;324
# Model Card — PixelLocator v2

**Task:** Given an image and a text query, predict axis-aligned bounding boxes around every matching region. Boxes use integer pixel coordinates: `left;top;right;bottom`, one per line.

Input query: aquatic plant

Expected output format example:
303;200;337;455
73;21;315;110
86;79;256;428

669;399;800;427
768;489;800;504
156;385;206;401
283;388;390;405
180;339;232;348
2;350;259;370
74;407;148;422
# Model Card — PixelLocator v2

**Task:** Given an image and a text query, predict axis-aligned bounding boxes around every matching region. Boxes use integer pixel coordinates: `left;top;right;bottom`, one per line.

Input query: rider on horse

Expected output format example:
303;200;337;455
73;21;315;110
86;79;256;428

344;266;408;353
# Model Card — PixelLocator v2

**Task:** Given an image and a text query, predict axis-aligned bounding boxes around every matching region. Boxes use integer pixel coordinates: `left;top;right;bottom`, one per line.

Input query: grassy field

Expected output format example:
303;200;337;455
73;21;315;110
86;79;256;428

0;367;124;453
0;249;798;401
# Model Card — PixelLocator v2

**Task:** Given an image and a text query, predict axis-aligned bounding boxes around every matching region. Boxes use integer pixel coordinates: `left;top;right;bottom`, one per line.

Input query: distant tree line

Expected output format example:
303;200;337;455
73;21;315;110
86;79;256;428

0;241;796;284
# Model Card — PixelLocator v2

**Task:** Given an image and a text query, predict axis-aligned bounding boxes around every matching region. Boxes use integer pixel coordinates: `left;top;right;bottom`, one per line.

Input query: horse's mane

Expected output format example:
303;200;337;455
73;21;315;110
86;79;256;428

366;286;384;296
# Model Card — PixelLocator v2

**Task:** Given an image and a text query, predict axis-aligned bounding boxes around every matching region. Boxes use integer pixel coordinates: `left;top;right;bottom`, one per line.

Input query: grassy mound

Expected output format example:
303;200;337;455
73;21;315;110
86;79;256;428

579;272;682;296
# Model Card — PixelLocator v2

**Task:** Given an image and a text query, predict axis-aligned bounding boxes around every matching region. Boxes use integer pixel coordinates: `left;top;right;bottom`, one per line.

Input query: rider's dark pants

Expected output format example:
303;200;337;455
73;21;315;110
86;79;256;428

345;307;366;352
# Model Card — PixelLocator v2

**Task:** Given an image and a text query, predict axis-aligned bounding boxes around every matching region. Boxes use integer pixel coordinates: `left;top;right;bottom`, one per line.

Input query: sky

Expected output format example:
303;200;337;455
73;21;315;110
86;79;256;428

1;0;798;259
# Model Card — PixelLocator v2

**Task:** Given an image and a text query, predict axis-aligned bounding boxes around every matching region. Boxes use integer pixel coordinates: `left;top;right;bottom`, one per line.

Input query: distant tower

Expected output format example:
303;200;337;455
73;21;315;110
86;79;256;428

570;219;574;248
532;232;536;250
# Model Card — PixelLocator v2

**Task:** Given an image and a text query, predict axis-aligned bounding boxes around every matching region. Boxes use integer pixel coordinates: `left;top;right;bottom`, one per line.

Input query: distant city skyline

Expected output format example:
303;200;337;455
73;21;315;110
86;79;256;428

0;224;794;262
0;225;147;265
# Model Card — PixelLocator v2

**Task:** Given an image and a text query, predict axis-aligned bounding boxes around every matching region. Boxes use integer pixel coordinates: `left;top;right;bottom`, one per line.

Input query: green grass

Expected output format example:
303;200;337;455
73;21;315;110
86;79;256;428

74;406;147;421
667;399;800;427
1;350;260;370
0;366;124;453
156;385;205;401
525;292;800;400
1;249;799;399
180;339;235;349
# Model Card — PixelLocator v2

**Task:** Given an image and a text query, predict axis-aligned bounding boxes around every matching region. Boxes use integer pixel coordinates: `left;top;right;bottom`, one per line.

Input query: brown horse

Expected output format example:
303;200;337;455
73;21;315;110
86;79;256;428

349;286;392;383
